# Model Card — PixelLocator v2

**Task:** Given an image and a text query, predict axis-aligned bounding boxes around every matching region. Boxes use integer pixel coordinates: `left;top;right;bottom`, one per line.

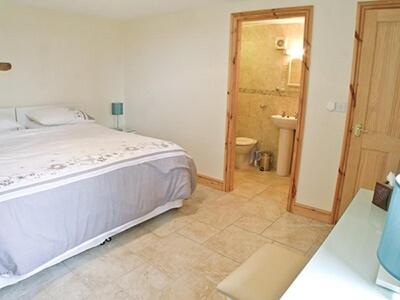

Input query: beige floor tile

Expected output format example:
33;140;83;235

190;185;226;205
118;262;172;300
135;233;214;279
204;225;269;263
240;196;285;221
178;221;219;243
277;212;314;225
262;213;320;253
310;219;334;241
63;246;103;271
160;270;215;300
305;241;322;259
84;283;130;300
99;243;146;274
207;289;226;300
202;193;249;209
193;205;243;230
234;215;273;234
64;246;133;290
159;286;196;300
0;263;70;300
178;185;227;217
123;231;161;254
258;183;289;203
231;181;269;198
191;253;239;284
271;241;308;257
178;200;201;216
33;272;91;300
142;210;194;237
234;168;286;186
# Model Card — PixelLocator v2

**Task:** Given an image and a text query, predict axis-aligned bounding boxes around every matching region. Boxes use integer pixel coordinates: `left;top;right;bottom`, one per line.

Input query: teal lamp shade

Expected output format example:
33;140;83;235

111;102;123;116
377;175;400;280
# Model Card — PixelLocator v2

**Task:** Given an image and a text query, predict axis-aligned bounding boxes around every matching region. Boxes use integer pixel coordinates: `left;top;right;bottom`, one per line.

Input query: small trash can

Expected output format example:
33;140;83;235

259;152;272;171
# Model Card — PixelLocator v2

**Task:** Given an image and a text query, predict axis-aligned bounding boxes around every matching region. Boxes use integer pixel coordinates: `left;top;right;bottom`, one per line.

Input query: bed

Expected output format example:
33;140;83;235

0;106;196;289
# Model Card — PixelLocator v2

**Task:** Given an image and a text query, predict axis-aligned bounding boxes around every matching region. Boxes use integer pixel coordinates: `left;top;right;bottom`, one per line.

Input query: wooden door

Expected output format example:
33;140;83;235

339;8;400;216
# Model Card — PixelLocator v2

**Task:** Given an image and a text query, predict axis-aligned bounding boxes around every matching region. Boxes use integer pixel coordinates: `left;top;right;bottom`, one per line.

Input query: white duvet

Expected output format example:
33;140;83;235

0;123;187;202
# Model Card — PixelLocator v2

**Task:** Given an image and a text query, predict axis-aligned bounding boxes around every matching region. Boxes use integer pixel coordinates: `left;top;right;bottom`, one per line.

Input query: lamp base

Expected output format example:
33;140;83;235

376;265;400;293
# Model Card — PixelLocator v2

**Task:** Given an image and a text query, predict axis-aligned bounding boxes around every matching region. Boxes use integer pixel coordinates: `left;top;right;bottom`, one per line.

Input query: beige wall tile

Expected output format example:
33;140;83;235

237;23;303;168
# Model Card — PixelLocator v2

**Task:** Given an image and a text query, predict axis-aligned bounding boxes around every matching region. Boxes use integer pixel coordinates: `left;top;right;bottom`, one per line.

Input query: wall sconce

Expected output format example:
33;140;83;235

0;63;12;71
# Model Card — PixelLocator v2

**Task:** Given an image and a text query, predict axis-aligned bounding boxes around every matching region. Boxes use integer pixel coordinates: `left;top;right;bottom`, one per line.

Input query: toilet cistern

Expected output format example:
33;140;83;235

271;115;298;176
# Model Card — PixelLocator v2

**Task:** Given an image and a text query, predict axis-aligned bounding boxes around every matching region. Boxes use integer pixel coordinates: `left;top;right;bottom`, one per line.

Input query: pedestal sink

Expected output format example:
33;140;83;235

271;115;297;176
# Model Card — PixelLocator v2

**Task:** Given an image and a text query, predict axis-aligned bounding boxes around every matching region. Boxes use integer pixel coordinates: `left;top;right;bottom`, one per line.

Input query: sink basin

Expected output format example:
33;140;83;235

271;115;297;130
271;115;298;176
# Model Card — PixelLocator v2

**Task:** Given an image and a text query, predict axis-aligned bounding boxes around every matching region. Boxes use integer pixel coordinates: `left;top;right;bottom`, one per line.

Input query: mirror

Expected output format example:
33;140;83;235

287;58;301;87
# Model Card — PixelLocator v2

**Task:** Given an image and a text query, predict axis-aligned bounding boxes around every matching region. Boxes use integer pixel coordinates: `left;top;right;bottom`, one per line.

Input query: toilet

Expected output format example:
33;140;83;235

235;137;257;169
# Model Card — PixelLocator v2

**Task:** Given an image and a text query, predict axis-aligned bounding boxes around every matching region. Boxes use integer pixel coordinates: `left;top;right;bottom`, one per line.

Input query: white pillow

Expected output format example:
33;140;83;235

26;107;94;126
0;114;22;132
26;107;73;126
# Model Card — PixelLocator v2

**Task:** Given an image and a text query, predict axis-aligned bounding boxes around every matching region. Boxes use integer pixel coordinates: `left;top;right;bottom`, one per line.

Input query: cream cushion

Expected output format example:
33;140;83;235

217;243;307;300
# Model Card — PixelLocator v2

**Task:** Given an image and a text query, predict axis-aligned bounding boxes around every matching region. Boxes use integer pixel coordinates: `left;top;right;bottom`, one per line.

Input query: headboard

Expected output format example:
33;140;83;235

16;104;77;128
0;108;17;122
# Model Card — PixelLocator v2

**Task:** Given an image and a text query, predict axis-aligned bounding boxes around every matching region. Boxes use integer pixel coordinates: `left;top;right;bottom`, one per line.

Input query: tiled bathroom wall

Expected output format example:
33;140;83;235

236;22;304;169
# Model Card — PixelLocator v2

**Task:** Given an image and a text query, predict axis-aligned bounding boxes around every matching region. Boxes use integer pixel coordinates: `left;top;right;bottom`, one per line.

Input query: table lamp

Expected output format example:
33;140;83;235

377;174;400;293
111;102;123;131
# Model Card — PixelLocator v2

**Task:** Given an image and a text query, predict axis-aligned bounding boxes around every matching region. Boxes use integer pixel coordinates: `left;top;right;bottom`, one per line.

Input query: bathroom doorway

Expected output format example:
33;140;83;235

224;7;313;215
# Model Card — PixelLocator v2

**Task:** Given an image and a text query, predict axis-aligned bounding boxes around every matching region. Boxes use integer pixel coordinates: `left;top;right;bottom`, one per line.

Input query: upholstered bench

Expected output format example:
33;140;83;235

217;243;307;300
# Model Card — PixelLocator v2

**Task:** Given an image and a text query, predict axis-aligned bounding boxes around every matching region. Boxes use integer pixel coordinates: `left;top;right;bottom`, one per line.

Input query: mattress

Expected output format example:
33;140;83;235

0;124;196;287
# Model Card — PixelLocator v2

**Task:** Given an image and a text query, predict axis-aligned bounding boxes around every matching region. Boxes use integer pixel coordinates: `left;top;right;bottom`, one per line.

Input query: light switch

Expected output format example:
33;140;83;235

326;101;336;112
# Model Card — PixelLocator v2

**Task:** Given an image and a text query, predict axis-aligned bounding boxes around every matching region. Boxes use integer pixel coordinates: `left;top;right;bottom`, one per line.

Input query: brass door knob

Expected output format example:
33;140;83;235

354;123;368;137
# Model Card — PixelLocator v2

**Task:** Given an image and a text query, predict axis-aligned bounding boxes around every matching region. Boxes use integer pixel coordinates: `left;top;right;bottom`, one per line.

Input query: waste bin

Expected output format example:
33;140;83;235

259;152;272;171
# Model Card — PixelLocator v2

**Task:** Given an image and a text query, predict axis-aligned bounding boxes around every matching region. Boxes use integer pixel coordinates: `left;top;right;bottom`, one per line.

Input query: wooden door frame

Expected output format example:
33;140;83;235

223;6;314;215
332;0;400;223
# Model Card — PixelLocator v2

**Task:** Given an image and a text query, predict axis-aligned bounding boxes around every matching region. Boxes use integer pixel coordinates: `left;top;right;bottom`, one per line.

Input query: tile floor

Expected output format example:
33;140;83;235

0;168;333;300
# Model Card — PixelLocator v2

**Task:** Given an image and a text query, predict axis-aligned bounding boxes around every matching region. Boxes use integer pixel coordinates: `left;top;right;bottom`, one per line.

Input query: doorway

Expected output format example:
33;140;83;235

224;6;313;215
333;1;400;222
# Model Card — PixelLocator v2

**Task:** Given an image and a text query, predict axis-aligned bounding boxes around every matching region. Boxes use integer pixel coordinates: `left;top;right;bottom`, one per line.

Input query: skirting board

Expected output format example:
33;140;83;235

197;174;224;191
291;202;332;224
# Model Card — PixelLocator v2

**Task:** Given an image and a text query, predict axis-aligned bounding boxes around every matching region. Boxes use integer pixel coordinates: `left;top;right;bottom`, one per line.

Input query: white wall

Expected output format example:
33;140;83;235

0;0;359;212
124;0;359;212
0;2;125;127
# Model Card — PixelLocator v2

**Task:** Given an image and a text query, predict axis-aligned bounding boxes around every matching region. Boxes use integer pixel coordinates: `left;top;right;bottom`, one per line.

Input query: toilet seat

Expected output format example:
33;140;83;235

236;137;257;146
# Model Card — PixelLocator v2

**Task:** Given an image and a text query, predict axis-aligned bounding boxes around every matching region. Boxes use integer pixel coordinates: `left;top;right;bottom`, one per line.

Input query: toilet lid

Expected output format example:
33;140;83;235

236;137;257;146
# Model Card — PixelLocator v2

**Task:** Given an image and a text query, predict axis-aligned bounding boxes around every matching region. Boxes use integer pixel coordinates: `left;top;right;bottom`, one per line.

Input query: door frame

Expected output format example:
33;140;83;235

332;0;400;223
223;6;314;215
